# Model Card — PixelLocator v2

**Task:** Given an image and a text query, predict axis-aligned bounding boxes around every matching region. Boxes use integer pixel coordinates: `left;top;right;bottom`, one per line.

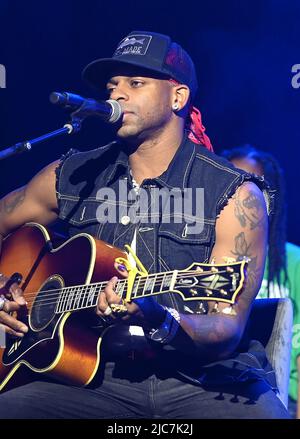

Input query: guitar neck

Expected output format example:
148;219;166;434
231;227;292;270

55;271;177;314
54;260;244;314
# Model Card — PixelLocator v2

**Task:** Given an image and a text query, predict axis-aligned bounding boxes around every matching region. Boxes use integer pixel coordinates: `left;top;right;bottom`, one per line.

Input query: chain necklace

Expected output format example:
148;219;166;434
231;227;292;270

129;169;140;195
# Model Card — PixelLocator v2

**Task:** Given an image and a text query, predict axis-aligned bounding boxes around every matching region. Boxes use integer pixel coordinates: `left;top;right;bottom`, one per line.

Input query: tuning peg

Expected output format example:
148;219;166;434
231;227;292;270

211;267;218;273
190;289;198;296
195;266;203;272
226;267;234;273
205;289;213;296
220;289;228;296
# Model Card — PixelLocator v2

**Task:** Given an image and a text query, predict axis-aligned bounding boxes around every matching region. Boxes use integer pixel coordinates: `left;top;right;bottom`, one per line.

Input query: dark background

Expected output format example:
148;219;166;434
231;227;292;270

0;0;299;244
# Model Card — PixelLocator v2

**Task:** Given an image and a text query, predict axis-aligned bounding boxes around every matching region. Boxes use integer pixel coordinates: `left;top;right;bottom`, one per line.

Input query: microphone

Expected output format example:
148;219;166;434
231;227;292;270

49;92;122;123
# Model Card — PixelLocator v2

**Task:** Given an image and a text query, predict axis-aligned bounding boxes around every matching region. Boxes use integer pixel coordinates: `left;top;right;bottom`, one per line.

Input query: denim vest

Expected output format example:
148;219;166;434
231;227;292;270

55;133;266;313
55;134;277;390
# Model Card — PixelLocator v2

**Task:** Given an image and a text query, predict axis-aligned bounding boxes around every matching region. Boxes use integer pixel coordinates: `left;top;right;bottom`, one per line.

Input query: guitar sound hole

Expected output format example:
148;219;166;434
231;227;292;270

30;276;63;331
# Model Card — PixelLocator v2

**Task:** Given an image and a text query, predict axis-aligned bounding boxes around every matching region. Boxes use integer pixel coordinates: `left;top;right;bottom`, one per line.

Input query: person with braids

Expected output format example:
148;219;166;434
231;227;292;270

0;32;290;418
222;144;300;418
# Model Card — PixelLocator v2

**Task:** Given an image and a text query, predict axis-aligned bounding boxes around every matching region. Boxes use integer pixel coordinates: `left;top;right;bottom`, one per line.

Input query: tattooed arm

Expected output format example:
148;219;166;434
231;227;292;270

0;160;60;242
171;182;267;358
161;181;268;360
101;181;268;361
0;161;60;337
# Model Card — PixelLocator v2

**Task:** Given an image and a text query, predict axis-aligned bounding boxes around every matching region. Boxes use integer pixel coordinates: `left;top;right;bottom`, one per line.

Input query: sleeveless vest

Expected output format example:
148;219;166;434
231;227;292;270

55;133;267;315
54;133;276;391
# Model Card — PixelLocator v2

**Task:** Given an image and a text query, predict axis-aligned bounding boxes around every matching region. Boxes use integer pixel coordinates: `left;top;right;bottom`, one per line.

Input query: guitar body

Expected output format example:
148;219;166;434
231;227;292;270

0;223;247;392
0;223;126;392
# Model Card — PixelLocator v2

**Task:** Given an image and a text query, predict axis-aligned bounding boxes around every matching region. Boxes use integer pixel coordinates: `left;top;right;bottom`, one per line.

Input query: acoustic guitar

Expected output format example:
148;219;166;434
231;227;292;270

0;222;247;392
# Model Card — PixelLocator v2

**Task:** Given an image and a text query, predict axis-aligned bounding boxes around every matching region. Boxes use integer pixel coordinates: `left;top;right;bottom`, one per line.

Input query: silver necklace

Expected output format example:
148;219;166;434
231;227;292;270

130;169;140;194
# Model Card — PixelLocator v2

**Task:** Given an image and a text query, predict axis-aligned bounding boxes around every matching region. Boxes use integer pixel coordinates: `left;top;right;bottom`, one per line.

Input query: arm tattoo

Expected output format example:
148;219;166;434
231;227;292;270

0;187;26;215
231;232;261;293
232;184;268;295
234;189;265;230
232;231;251;258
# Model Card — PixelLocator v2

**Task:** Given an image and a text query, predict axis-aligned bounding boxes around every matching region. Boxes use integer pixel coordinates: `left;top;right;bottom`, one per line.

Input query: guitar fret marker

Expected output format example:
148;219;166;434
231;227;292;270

74;287;82;308
143;276;155;294
81;285;89;308
118;281;126;299
131;278;140;297
87;285;97;305
164;274;172;288
66;288;75;311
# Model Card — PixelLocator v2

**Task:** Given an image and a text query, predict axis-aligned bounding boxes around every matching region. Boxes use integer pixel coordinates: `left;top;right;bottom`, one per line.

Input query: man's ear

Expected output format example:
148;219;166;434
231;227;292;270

172;85;190;111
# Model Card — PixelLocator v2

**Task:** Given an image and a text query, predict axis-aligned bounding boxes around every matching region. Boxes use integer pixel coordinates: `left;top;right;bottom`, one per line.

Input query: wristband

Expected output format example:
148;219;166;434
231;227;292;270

145;307;180;344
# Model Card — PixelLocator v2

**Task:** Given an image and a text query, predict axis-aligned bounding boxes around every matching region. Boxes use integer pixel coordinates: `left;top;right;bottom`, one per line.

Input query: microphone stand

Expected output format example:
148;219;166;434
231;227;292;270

0;117;82;161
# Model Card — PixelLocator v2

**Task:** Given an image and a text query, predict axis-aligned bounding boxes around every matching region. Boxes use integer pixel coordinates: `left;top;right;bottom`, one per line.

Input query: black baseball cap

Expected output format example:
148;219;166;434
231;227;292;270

82;30;198;100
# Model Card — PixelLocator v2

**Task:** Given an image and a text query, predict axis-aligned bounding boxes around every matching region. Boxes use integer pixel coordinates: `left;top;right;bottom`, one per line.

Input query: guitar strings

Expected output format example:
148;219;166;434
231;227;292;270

19;269;236;310
23;277;235;317
18;268;232;301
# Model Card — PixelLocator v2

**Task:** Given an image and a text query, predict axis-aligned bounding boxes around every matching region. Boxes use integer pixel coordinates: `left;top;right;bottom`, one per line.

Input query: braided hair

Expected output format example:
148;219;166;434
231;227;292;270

221;144;288;295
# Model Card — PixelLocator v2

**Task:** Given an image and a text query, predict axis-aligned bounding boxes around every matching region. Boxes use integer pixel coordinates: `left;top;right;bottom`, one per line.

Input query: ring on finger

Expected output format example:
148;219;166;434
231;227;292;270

110;299;128;316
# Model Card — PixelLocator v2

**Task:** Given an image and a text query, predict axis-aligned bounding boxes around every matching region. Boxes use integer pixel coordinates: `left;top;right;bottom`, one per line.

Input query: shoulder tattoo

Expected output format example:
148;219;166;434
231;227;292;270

0;187;26;215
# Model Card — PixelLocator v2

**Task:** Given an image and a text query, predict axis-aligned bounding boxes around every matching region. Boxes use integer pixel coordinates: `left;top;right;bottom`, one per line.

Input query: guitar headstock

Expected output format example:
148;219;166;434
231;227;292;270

172;260;248;304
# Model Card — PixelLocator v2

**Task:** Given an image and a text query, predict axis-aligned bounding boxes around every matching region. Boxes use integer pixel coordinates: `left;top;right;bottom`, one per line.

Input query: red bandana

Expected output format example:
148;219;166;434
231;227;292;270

188;105;213;151
169;79;213;152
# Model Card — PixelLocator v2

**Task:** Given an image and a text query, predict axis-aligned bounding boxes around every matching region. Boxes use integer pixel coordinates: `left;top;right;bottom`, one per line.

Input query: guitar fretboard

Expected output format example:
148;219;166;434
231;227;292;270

52;262;242;314
55;272;176;314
